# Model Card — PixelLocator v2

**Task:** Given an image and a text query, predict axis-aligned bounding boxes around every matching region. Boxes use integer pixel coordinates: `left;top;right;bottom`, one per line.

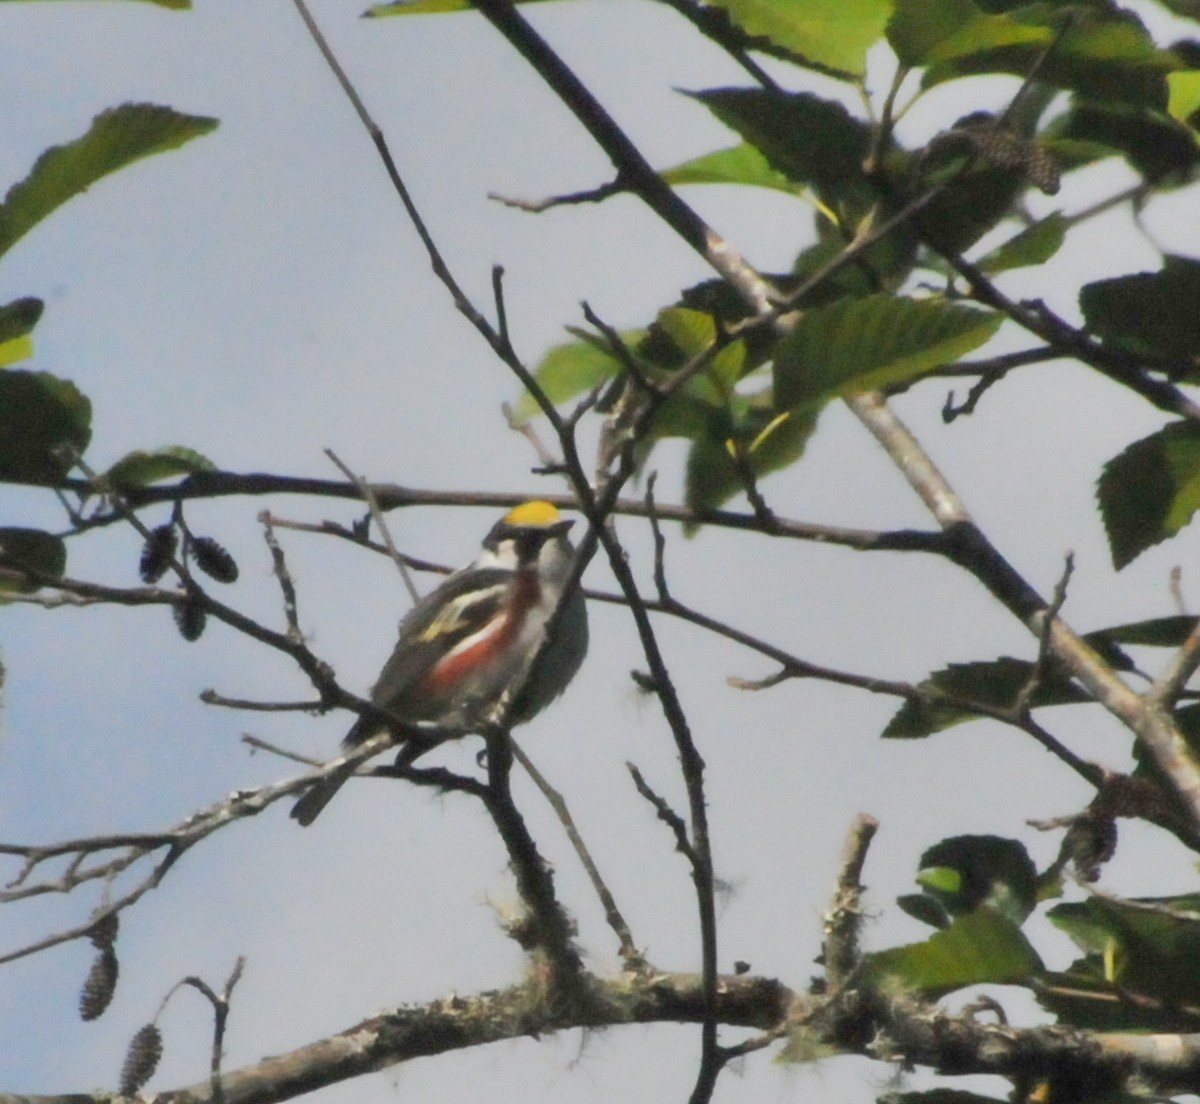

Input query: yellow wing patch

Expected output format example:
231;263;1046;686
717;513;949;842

416;584;506;643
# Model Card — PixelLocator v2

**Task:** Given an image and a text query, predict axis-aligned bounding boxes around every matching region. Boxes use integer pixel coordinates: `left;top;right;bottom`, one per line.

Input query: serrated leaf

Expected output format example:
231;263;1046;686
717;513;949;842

1156;0;1200;19
0;0;189;5
684;402;821;521
1168;70;1200;129
1089;614;1200;649
893;2;1181;105
656;307;718;357
1081;256;1200;369
0;528;67;594
791;230;918;303
975;212;1066;274
687;88;871;200
916;835;1038;924
1044;100;1200;181
1038;960;1200;1031
774;295;1002;408
512;330;636;423
106;446;216;487
882;656;1090;738
887;0;1046;69
366;0;559;12
0;104;218;261
865;910;1043;996
0;370;92;482
1097;420;1200;569
1039;895;1200;1028
0;297;43;367
0;298;43;343
702;0;892;77
917;866;963;895
879;1091;1010;1104
896;893;952;929
0;335;32;368
910;149;1035;254
660;143;803;194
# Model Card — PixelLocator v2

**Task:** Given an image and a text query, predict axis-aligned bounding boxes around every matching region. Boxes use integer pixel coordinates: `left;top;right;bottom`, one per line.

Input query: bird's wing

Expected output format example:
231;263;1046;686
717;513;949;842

341;567;513;746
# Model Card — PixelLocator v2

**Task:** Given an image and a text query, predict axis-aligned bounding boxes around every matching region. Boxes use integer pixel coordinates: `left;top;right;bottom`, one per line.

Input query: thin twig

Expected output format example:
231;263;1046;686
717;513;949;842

258;511;303;642
489;179;626;213
1148;615;1200;709
1014;553;1075;717
200;692;322;713
627;762;697;865
510;737;643;968
325;448;419;603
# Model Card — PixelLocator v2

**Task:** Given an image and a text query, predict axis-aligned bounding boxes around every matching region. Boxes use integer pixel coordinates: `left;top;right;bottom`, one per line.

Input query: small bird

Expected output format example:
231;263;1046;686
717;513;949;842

291;500;588;826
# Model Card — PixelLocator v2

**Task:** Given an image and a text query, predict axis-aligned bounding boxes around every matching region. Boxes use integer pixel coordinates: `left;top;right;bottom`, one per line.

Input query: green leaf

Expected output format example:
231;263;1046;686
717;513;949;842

684;402;821;519
864;910;1043;996
1080;256;1200;369
879;1091;1010;1104
366;0;559;13
887;0;1046;69
1168;70;1200;130
659;143;803;194
774;295;1002;408
0;104;218;262
1155;0;1200;20
0;370;92;483
975;212;1066;274
702;0;893;77
915;835;1038;925
897;893;952;930
686;89;871;201
0;528;66;594
1044;100;1200;181
894;3;1181;105
910;152;1036;254
882;656;1091;739
0;334;33;368
1090;614;1200;649
0;297;44;342
1040;895;1200;1029
0;0;190;5
0;297;44;367
655;307;718;358
1097;420;1200;569
105;446;216;488
635;307;752;410
791;228;918;303
512;330;635;423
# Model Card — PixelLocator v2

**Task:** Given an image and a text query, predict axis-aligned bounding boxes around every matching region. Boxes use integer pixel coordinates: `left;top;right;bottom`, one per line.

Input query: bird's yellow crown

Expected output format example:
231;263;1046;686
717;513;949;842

503;500;561;528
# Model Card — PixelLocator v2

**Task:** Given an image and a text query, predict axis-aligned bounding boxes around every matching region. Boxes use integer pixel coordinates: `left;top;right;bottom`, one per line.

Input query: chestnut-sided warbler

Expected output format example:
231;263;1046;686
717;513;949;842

291;500;588;825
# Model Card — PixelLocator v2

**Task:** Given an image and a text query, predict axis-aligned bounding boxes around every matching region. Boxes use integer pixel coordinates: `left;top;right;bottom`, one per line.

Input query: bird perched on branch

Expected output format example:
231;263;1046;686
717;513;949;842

291;500;588;826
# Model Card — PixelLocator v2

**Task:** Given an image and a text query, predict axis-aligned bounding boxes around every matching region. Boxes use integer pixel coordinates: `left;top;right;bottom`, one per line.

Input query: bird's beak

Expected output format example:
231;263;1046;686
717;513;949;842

550;518;575;536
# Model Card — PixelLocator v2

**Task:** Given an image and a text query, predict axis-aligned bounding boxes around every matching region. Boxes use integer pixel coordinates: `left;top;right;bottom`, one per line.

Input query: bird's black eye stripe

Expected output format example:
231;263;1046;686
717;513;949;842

484;518;572;552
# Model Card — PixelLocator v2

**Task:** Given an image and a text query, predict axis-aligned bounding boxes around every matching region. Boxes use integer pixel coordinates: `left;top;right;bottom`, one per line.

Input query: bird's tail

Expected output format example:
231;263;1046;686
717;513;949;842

290;760;357;827
290;717;384;826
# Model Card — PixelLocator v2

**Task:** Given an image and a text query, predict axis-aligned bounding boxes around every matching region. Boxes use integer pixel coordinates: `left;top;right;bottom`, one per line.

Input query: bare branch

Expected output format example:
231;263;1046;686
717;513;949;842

510;738;643;969
489;178;626;212
626;762;697;866
821;814;878;992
